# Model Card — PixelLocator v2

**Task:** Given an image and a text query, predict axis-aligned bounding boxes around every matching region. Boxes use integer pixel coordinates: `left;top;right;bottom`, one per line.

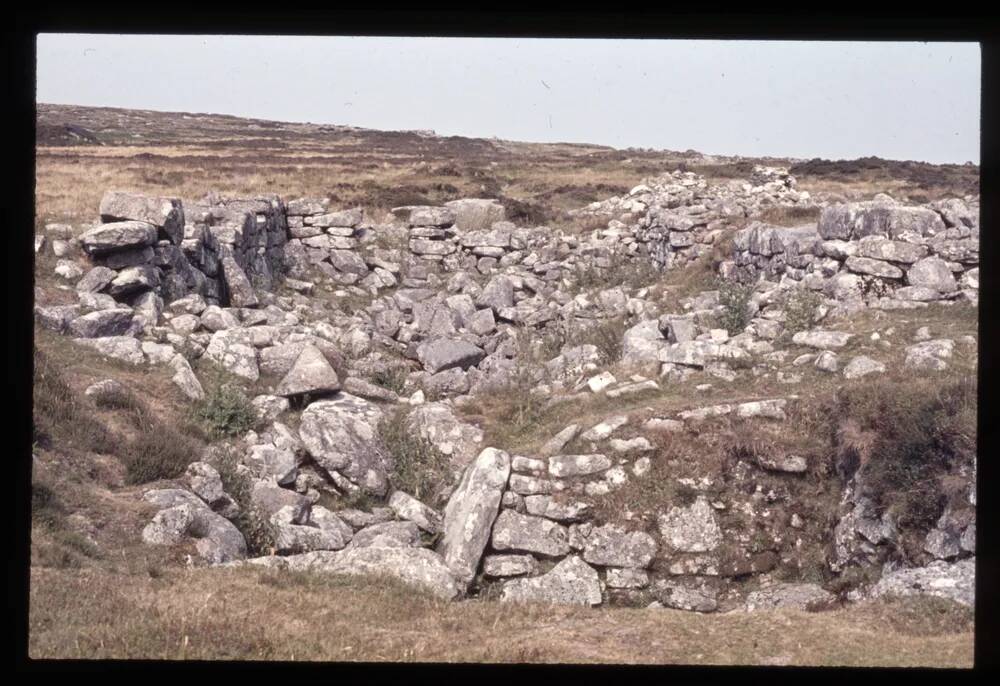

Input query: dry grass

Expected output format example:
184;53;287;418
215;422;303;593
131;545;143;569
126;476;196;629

27;565;972;665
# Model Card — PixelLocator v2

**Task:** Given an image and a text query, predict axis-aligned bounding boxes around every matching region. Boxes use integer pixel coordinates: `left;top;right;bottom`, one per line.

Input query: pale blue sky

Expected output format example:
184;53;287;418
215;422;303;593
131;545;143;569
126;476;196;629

36;35;980;164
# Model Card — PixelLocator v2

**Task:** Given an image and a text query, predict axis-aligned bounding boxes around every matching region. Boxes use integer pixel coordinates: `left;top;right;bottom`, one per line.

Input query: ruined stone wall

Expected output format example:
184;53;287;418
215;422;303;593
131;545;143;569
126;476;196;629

722;196;980;308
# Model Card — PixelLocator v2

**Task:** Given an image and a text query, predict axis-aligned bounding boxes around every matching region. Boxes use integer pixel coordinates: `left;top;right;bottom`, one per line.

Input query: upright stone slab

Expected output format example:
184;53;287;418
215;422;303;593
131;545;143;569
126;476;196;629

436;447;511;585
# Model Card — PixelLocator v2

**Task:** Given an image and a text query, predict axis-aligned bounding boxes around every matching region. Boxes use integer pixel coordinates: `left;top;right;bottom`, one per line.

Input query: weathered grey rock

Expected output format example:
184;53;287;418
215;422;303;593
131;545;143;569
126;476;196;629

508;474;558;496
271;509;352;555
142;501;246;564
466;308;497;336
644;418;685;433
501;555;602;606
510;455;545;473
818;202;945;240
538;424;580;457
548;454;612;478
407;206;455;227
328;249;369;276
580;415;629;442
220;255;259;308
184;461;238;517
73;336;145;365
83;381;129;405
259;338;345;378
169;354;205;401
100;245;155;270
446;199;506;233
791;330;853;349
67;307;135;338
476;275;515;313
251;394;290;422
756;454;808;473
906;256;958;292
853;238;928;264
924;528;961;560
250;479;311;523
491;510;570;557
904;339;954;371
605;567;649;589
408;402;484;469
844;256;904;279
108;265;160;296
348;521;422;549
870;558;974;607
199;305;241;332
745;583;836;611
388;491;442;534
658;496;722;553
582;524;658;568
523;495;591;522
409;238;456;256
814;350;839;373
735;399;787;420
80;220;157;255
622;319;670;366
298;395;390;496
204;329;259;381
35;304;81;333
78;292;119;312
311;506;355;542
245;444;298;485
75;266;117;293
274;345;341;398
342;377;400;403
279;546;463;600
678;404;733;422
653;581;718;612
843;355;886;380
482;553;538;578
659;340;749;368
416;338;486;374
436;447;510;584
131;291;163;328
100;191;184;245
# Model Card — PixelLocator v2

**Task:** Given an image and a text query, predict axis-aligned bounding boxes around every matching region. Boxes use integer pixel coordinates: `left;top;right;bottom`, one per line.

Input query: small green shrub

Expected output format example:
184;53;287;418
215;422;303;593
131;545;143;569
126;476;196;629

212;447;278;556
781;287;823;337
31;481;65;529
193;382;257;440
582;316;627;364
379;407;452;503
715;278;755;336
370;365;409;395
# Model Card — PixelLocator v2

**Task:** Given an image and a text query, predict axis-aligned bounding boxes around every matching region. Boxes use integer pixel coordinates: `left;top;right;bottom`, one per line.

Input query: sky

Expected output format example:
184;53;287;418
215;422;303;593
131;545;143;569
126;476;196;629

36;35;980;164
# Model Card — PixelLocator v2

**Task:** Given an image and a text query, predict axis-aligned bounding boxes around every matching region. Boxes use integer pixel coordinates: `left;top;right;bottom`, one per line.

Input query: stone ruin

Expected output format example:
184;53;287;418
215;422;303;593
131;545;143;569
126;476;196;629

34;165;979;611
